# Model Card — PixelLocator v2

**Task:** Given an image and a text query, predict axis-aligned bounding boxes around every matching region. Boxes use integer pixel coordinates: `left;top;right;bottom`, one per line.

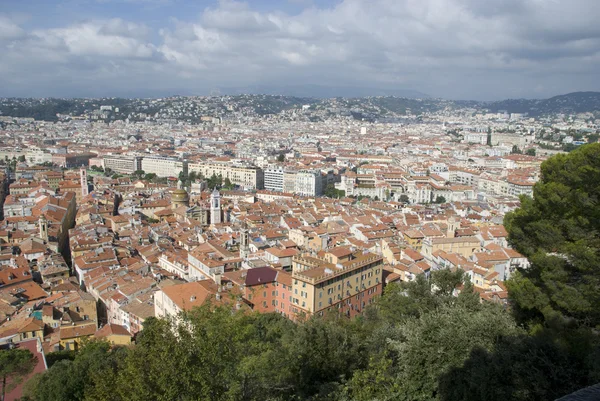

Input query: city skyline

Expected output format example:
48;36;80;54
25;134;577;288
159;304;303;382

1;0;599;100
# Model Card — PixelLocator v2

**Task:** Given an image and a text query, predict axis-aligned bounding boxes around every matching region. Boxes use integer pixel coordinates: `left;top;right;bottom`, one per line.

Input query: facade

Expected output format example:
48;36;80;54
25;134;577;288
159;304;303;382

141;156;187;178
264;166;285;192
295;170;323;197
103;155;142;175
52;153;97;168
188;161;264;190
290;251;384;318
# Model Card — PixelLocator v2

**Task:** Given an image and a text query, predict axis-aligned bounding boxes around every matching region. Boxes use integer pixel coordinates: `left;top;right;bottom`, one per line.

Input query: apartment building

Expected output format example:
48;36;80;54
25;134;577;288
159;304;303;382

264;165;285;192
103;155;142;175
290;250;384;318
141;156;187;178
188;161;264;190
295;170;323;197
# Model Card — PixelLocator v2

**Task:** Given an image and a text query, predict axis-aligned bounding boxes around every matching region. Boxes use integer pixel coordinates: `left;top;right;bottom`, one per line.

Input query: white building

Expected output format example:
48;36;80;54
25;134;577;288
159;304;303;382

141;156;186;178
295;170;323;197
264;166;285;192
103;155;142;175
210;190;222;225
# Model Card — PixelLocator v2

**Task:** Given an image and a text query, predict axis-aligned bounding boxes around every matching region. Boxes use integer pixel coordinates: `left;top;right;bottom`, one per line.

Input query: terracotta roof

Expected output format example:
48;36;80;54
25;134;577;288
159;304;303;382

245;267;278;286
95;323;131;338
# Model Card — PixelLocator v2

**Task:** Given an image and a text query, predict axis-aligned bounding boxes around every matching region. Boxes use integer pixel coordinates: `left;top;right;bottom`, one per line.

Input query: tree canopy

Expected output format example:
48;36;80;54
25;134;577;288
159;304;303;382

1;347;36;401
504;143;600;328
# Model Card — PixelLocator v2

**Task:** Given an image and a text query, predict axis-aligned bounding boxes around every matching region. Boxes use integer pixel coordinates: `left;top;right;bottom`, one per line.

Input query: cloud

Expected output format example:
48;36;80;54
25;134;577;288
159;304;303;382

1;0;599;99
0;15;26;40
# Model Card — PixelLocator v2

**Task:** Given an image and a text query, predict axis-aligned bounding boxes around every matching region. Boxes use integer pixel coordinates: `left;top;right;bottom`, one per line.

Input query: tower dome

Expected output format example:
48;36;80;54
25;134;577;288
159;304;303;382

171;188;189;208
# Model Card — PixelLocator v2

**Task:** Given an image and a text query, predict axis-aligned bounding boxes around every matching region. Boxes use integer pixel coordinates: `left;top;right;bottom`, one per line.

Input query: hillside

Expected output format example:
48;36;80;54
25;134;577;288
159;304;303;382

483;91;600;116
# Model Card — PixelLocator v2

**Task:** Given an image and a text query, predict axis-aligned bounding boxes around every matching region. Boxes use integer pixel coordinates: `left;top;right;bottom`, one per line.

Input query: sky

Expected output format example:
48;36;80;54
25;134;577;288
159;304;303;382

0;0;599;100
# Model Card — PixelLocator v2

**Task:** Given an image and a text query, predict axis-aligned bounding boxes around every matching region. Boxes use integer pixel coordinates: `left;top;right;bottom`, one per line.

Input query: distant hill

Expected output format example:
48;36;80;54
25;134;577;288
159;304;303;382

216;84;430;99
483;92;600;116
2;91;599;122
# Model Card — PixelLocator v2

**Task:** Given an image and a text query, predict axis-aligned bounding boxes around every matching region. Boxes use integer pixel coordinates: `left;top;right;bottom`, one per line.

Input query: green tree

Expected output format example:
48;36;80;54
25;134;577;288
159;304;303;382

324;184;344;199
511;145;522;154
434;195;446;204
17;155;26;163
504;143;600;328
587;133;599;144
525;148;536;156
399;194;410;203
25;341;121;401
438;330;599;401
223;177;234;190
1;348;36;401
277;153;285;162
346;303;521;401
144;173;157;181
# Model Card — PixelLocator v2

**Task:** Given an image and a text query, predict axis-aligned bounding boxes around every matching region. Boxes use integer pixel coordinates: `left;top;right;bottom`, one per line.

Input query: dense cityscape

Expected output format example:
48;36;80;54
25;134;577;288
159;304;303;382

0;91;598;400
2;0;600;398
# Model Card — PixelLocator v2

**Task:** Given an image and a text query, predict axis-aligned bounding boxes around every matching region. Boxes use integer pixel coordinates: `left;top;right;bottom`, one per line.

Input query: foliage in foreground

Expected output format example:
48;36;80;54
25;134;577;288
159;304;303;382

23;271;600;401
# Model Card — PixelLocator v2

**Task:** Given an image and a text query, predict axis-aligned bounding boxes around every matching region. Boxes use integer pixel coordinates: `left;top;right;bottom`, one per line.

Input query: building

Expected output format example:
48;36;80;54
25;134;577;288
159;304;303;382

295;170;323;197
103;155;142;175
264;166;285;192
210;189;222;225
141;156;187;178
188;161;264;190
52;153;97;168
290;250;384;318
154;280;218;318
95;324;132;346
80;168;89;198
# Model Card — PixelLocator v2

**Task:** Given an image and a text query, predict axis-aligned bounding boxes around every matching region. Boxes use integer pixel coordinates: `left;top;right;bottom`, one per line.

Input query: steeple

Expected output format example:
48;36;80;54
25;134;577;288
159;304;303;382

80;167;89;198
39;214;48;242
210;189;222;225
447;216;459;238
240;221;250;261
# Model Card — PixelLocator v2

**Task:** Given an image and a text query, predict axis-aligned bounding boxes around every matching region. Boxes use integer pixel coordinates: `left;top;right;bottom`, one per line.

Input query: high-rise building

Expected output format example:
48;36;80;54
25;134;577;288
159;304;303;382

264;166;285;192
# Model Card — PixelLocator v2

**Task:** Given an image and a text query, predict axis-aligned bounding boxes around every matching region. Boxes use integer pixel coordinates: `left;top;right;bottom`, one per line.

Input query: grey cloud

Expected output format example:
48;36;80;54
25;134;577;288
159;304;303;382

1;0;599;99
